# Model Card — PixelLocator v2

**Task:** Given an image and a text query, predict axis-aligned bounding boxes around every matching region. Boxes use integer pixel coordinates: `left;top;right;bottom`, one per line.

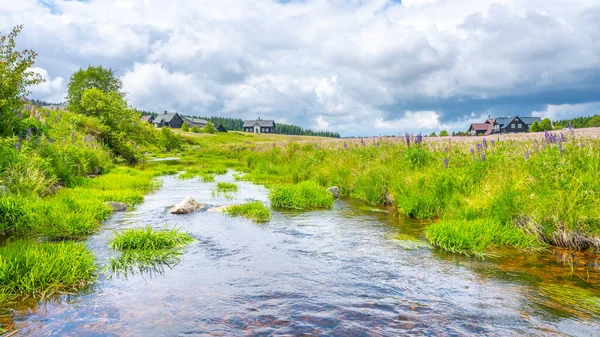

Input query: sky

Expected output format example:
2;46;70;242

1;0;599;136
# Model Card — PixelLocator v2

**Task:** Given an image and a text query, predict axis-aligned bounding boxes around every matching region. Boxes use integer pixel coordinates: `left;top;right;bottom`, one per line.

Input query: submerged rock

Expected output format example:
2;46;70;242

170;197;202;214
326;186;340;198
107;201;128;212
208;205;228;213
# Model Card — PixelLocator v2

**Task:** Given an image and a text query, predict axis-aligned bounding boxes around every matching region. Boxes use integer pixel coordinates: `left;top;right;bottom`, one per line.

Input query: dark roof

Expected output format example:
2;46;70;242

243;120;275;128
153;112;180;124
469;123;493;135
182;116;208;125
495;116;541;129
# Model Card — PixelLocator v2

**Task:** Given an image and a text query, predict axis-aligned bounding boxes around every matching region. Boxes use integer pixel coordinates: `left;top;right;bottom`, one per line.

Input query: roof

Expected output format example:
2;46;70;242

243;120;275;128
469;123;493;135
182;116;208;125
495;116;541;128
141;115;154;122
153;112;179;124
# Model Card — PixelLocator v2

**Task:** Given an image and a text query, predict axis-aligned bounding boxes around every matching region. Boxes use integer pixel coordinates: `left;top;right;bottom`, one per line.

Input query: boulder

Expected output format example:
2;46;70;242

169;197;202;214
383;192;394;206
326;186;340;198
107;201;128;212
0;185;6;196
45;184;64;195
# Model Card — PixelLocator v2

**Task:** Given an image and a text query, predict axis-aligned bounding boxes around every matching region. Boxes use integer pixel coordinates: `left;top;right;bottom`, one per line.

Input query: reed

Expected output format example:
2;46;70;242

223;201;271;223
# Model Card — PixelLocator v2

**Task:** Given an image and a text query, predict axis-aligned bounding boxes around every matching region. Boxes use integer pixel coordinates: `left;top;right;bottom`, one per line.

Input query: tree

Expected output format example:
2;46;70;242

0;25;43;136
530;120;541;132
191;125;201;133
589;115;600;127
540;118;553;131
428;132;437;137
80;88;153;162
160;127;182;152
203;121;216;134
181;122;189;132
67;65;123;115
439;130;449;137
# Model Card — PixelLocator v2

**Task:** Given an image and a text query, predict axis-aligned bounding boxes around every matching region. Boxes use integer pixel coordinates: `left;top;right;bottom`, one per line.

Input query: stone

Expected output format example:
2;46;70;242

107;201;128;212
45;184;64;195
326;186;340;198
169;197;202;214
208;205;228;213
383;192;395;206
0;185;6;195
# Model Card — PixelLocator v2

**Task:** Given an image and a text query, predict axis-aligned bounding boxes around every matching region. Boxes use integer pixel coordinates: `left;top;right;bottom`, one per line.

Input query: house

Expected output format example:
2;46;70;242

468;114;542;135
182;116;208;128
243;119;276;133
152;111;184;128
141;115;155;123
217;124;228;132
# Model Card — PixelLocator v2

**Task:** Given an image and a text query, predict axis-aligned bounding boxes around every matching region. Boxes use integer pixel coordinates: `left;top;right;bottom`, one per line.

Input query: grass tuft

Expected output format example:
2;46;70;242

109;226;194;250
216;182;238;193
270;181;334;210
0;240;95;302
223;201;271;223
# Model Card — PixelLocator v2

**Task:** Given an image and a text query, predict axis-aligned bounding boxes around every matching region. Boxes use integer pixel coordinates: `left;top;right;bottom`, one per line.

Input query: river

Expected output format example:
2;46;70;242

4;171;600;336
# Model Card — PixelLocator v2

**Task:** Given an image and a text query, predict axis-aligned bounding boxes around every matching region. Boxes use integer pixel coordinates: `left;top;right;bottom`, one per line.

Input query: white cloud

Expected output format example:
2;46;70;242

27;67;66;103
1;0;598;135
533;102;600;121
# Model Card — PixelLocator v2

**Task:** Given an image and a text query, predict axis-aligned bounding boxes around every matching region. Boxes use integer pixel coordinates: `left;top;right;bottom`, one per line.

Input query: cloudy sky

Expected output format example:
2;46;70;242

2;0;599;136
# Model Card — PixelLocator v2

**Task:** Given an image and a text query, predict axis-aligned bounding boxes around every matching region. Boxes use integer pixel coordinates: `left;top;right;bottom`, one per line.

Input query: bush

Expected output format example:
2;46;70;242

160;127;182;152
270;181;334;209
203;121;216;134
182;123;190;132
224;201;271;223
191;126;202;133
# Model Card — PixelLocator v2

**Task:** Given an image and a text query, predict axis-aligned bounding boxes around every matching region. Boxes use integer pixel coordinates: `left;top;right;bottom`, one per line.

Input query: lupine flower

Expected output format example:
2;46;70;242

26;128;31;141
415;133;423;144
491;139;495;146
15;142;21;150
470;148;475;155
443;157;449;169
480;152;486;162
18;131;23;142
405;133;411;147
482;139;488;149
560;133;567;142
524;151;530;161
344;142;348;149
476;143;483;152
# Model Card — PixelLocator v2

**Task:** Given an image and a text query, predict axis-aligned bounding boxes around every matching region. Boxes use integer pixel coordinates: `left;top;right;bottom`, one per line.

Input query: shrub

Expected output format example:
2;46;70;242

160;127;182;152
224;201;271;223
203;121;216;134
0;240;95;301
191;126;202;133
109;226;194;250
270;181;334;209
181;123;190;132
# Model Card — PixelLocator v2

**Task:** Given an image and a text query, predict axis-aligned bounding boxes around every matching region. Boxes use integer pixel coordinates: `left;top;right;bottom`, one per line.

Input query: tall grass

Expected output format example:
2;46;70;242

109;226;194;250
224;201;271;223
0;240;95;302
270;181;334;209
216;182;238;193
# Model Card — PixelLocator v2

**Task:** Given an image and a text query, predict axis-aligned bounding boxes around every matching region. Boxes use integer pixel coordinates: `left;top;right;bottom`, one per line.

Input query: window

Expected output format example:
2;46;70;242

518;124;522;128
511;123;515;128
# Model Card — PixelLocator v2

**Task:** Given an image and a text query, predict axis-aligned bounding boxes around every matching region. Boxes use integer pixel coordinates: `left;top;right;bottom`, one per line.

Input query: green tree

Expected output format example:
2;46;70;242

80;88;153;162
203;121;216;134
530;120;541;132
429;132;437;137
67;66;123;115
160;127;182;152
540;118;553;131
439;130;449;137
588;115;600;127
191;126;201;133
0;25;43;136
181;122;189;132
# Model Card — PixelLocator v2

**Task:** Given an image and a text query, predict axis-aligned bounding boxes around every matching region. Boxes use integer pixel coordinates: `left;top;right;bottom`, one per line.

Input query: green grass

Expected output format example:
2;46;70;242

223;201;271;223
0;240;95;302
200;173;215;182
426;219;544;256
216;182;238;193
269;181;334;210
109;226;194;250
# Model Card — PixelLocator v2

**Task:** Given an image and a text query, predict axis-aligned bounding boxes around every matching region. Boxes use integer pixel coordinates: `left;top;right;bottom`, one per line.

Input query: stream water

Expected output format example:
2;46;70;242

3;171;600;336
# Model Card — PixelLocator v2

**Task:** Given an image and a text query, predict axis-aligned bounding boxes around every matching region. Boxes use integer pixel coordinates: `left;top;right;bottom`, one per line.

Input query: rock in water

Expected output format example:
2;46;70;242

326;186;340;198
170;197;202;214
107;201;128;212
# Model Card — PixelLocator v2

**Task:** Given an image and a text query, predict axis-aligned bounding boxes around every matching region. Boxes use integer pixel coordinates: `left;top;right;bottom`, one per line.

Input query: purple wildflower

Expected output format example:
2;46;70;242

491;139;495;146
26;128;31;141
470;148;475;155
443;157;449;169
476;143;483;152
344;142;348;149
524;151;530;161
480;152;486;162
415;133;423;145
405;133;411;147
560;133;567;142
15;142;21;150
482;139;488;149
